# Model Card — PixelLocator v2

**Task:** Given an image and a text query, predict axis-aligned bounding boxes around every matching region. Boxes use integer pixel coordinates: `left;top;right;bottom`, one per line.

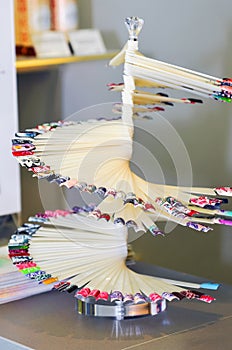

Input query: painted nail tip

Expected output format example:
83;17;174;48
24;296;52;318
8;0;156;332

200;282;220;290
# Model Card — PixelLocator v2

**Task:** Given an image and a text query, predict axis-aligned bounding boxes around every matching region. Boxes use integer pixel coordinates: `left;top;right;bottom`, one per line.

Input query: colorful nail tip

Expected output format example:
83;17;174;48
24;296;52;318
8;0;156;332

200;282;220;290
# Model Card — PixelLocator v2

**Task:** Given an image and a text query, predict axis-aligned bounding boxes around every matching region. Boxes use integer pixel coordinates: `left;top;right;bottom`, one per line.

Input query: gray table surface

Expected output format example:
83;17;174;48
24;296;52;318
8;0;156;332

0;262;231;350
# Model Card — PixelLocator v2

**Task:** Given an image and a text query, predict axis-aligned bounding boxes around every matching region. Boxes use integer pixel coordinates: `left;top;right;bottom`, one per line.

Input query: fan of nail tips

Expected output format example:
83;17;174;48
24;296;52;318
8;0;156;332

3;17;232;310
109;17;232;105
0;245;53;304
11;17;232;237
4;210;217;307
11;116;232;235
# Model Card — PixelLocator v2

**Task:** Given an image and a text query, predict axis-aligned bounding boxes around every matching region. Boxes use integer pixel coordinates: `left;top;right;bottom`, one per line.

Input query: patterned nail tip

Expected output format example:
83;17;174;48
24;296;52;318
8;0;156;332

29;207;164;236
8;217;216;317
8;225;59;286
212;79;232;102
155;197;196;220
148;224;164;237
12;122;232;234
89;209;141;230
213;87;232;100
157;196;215;217
218;78;232;87
156;195;232;231
214;187;232;196
186;222;212;233
15;207;213;237
74;287;215;306
29;206;213;236
13;117;121;142
155;197;212;232
11;121;162;221
12;117;119;157
189;196;227;208
157;197;199;217
111;102;165;115
12;143;36;153
13;125;159;216
75;288;155;305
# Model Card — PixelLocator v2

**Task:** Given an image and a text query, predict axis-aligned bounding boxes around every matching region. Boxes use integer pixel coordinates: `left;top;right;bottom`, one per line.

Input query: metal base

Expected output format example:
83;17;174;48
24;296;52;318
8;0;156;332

76;298;166;320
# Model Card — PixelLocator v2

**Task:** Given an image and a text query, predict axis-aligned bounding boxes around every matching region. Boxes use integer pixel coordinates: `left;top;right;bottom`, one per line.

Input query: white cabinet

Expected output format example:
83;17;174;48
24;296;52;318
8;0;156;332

0;0;21;215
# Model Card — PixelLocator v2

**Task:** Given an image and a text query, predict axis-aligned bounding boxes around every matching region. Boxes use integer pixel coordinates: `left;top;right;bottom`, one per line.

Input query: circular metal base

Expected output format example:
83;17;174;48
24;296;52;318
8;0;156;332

76;297;166;320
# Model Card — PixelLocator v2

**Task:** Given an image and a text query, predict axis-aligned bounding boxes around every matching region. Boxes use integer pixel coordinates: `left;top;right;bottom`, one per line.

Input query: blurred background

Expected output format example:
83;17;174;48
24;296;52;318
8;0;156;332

1;0;232;285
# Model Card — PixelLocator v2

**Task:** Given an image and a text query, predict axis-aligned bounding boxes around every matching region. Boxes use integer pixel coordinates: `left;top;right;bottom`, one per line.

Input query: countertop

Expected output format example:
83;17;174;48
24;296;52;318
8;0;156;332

0;262;231;350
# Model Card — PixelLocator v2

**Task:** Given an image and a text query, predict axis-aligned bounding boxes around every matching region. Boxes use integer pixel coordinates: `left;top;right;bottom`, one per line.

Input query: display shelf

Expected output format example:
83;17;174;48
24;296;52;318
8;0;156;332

16;51;117;73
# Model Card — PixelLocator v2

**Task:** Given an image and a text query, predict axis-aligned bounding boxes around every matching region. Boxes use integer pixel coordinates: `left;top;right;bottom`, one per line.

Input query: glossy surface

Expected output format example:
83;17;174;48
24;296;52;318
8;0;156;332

0;262;232;350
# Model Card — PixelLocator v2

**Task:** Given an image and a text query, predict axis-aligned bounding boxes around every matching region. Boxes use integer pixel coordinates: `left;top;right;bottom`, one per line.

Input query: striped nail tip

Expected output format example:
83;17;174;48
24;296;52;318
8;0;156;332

186;222;213;232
